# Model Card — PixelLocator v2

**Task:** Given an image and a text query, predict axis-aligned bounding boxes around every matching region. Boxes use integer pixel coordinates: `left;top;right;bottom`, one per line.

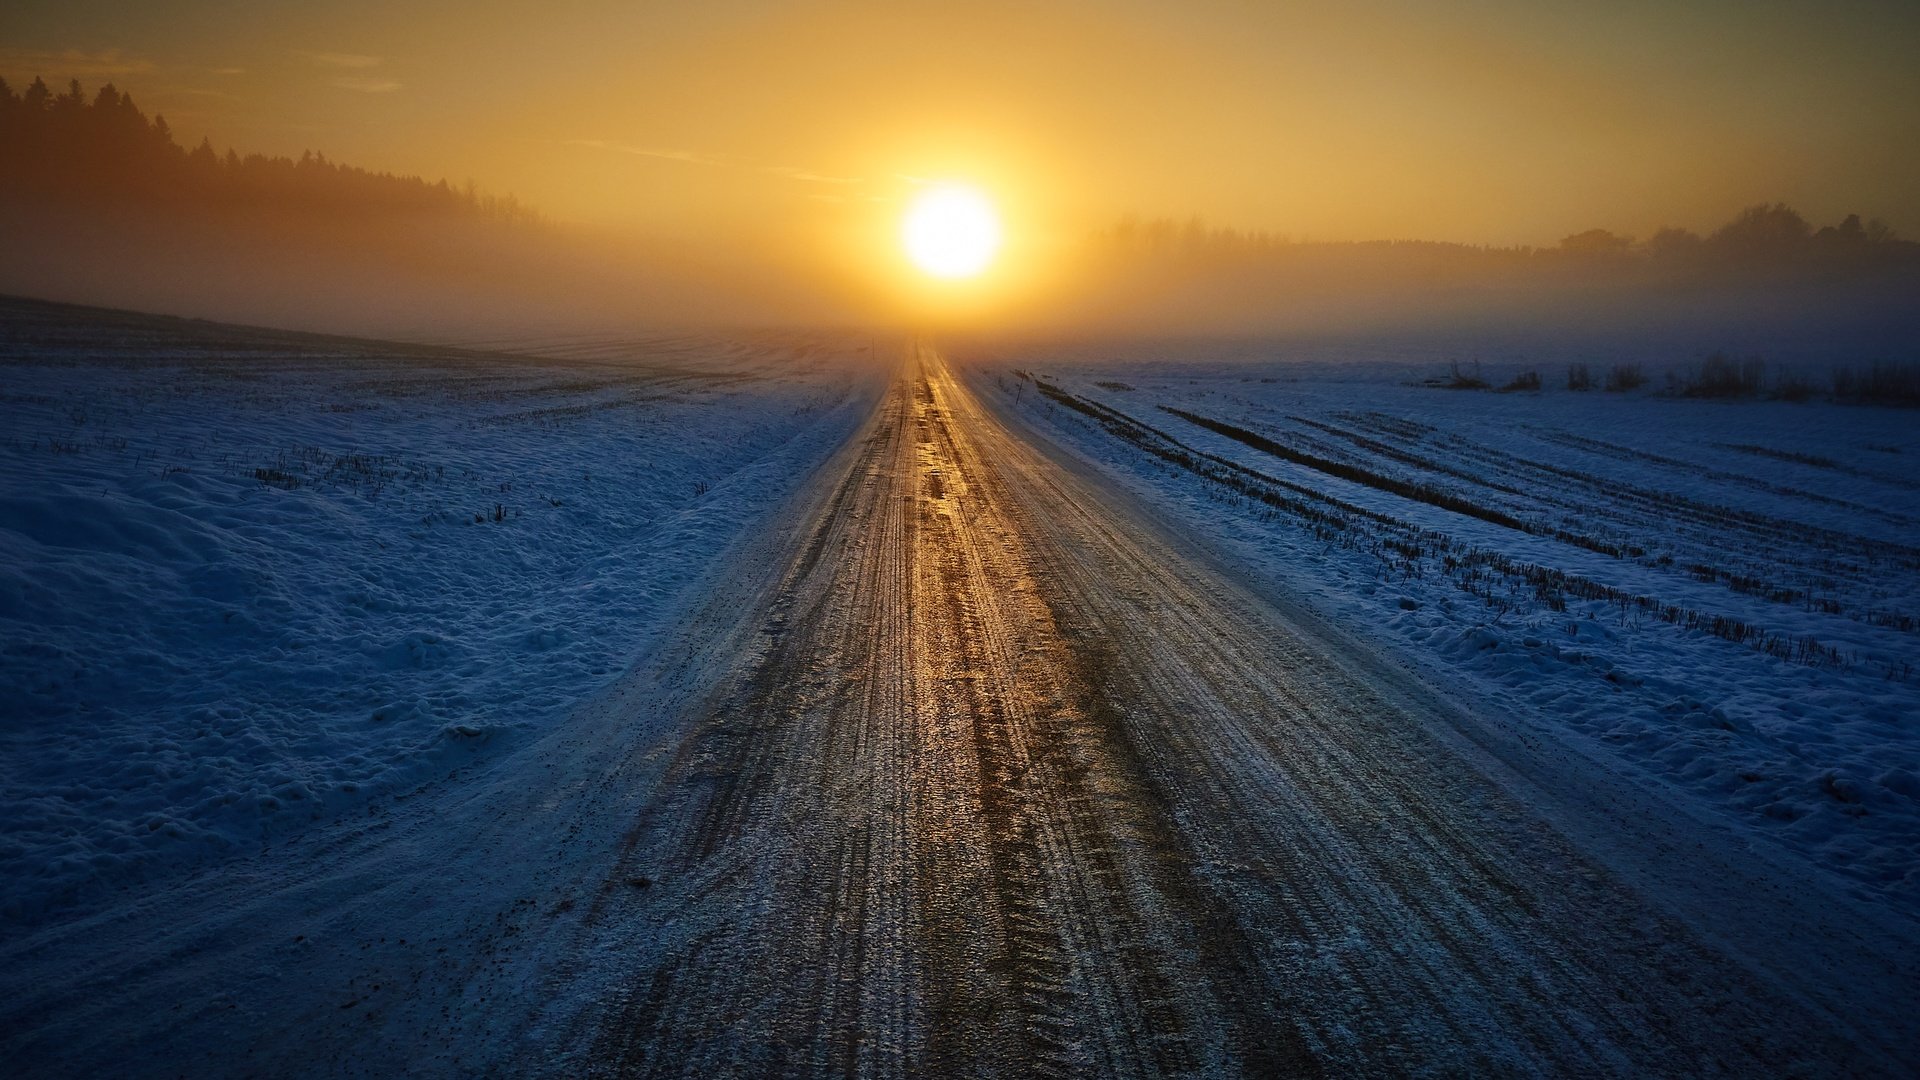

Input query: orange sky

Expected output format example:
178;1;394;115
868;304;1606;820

6;0;1918;259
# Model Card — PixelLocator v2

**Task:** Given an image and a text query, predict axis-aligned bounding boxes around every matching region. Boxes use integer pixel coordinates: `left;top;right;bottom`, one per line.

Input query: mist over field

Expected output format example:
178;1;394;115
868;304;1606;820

6;74;1919;352
0;79;867;337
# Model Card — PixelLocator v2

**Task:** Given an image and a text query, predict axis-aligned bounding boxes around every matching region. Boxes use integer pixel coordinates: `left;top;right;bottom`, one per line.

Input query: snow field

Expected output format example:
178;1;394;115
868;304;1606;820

0;301;880;927
979;341;1920;910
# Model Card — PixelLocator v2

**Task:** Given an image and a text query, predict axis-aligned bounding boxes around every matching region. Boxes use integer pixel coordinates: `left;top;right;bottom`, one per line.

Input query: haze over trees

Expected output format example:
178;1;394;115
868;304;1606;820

0;76;812;337
1097;202;1909;275
2;74;1916;347
0;76;536;226
1074;203;1919;343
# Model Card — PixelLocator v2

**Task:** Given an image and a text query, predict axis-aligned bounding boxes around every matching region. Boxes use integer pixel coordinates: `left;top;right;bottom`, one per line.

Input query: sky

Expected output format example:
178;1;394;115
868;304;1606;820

5;1;1919;262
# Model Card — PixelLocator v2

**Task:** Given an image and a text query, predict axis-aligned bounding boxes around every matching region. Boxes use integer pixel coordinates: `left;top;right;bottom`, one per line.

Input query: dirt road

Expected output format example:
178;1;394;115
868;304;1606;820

572;344;1908;1076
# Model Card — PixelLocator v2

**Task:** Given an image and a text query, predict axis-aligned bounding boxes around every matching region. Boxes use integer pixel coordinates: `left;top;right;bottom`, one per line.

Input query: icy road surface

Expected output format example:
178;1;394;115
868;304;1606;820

4;340;1917;1076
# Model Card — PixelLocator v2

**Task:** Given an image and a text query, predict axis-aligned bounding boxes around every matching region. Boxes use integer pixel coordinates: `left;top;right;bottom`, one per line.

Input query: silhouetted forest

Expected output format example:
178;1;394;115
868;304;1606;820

1063;203;1920;341
0;76;537;224
1100;203;1914;280
0;76;764;337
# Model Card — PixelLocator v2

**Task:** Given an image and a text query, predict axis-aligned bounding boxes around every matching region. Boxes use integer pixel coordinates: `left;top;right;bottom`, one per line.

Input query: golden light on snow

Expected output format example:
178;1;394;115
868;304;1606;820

902;185;1002;279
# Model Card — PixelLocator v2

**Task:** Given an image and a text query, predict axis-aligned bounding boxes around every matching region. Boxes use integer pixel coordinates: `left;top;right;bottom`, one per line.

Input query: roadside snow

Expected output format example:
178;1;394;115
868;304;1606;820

973;340;1920;911
0;299;879;927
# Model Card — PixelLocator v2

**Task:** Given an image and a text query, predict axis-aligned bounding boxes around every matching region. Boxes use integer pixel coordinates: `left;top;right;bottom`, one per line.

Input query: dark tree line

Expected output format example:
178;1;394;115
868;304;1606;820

1102;203;1912;276
1560;203;1899;258
1080;202;1920;339
0;76;538;225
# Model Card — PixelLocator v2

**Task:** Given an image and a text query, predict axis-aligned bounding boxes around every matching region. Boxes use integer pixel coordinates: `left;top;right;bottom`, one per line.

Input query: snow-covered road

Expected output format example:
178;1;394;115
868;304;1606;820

4;334;1916;1075
564;344;1920;1075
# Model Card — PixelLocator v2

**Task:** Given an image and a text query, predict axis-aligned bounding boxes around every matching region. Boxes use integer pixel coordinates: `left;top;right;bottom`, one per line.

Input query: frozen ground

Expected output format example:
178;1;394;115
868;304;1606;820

3;326;1915;1076
966;340;1920;912
0;297;880;927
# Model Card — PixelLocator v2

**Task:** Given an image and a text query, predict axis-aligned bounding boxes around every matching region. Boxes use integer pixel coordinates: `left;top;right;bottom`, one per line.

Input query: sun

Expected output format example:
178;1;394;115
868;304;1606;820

902;185;1001;279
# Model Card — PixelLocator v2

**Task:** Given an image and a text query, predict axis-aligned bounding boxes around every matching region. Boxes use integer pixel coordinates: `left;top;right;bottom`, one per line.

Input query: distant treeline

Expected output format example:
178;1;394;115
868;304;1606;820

1101;204;1916;279
1059;201;1920;339
0;76;538;225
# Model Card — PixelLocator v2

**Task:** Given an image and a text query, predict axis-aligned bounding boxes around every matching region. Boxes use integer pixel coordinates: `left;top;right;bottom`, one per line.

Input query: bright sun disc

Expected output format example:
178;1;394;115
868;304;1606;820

902;185;1001;279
